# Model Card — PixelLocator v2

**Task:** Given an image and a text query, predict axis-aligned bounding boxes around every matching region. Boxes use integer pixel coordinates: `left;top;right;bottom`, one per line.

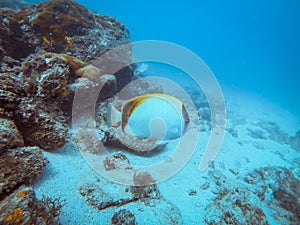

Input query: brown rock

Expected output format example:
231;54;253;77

205;185;270;225
111;209;137;225
0;146;48;197
0;185;61;225
15;99;67;151
0;118;24;153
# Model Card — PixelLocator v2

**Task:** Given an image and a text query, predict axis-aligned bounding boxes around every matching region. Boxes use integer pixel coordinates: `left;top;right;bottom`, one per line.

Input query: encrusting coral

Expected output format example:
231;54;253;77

44;52;101;79
0;0;131;61
0;147;48;198
26;0;95;52
111;209;137;225
0;0;134;223
0;0;134;151
0;118;24;154
0;185;63;224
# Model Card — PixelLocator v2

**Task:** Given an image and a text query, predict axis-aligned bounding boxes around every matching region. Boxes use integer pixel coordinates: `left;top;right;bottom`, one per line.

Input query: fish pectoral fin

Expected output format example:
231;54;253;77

107;103;122;127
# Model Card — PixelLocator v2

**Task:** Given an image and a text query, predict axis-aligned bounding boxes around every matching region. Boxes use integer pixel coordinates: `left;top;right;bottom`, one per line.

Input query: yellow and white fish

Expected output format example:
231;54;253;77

108;93;190;140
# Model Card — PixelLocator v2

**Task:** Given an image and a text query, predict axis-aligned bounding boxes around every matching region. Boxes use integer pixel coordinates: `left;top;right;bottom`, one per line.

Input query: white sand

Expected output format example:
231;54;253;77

33;85;300;225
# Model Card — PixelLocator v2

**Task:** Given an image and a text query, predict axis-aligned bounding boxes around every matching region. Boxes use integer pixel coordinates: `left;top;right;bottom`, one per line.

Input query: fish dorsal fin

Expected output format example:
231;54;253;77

122;95;148;130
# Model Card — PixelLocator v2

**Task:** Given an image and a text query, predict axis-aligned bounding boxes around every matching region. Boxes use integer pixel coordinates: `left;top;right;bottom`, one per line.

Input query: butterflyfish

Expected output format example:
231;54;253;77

109;93;190;140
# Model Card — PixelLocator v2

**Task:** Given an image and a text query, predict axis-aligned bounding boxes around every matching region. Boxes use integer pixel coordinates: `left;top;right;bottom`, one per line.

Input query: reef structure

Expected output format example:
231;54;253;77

0;0;134;223
0;0;134;150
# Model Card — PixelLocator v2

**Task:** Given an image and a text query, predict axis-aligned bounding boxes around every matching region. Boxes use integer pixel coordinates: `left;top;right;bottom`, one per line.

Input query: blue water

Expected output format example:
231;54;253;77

72;0;300;115
28;0;300;113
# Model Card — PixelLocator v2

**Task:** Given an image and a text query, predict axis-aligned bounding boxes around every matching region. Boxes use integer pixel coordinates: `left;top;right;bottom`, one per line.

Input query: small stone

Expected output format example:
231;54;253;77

227;128;238;138
188;190;197;196
247;128;267;140
103;152;132;171
201;182;210;190
209;169;224;179
229;168;239;176
111;209;137;225
78;183;114;210
130;172;160;202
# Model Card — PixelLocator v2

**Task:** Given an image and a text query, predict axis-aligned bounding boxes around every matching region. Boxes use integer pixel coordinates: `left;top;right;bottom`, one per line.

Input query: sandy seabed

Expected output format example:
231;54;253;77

33;85;300;225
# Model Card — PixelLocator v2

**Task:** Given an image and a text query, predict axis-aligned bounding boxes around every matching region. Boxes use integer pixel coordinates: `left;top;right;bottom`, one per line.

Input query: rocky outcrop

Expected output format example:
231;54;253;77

1;54;70;151
0;118;24;153
0;0;131;61
0;147;48;199
0;0;134;223
0;0;134;152
205;184;270;225
205;166;300;225
0;185;62;225
244;167;300;224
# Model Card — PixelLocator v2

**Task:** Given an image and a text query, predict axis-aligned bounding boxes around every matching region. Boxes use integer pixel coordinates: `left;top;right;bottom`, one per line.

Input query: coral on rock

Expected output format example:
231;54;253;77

0;185;62;225
0;0;135;223
0;0;132;62
205;166;300;225
1;54;69;151
0;118;24;153
244;167;300;224
0;147;48;198
103;152;132;171
78;172;160;211
30;0;95;52
0;0;134;152
111;209;137;225
205;184;270;225
0;8;34;59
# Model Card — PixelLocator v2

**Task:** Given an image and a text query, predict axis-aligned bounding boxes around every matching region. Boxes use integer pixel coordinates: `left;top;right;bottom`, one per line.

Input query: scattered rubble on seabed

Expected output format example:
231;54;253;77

1;0;300;224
